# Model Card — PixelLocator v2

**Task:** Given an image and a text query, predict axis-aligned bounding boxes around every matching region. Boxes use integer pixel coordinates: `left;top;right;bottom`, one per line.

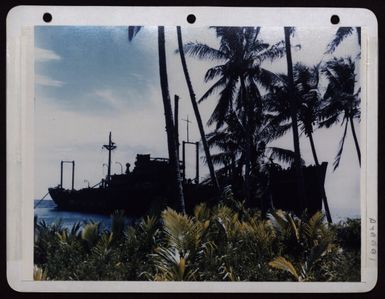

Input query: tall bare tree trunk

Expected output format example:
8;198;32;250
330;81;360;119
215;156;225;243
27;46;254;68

349;116;361;166
284;27;306;212
158;26;185;213
176;26;220;193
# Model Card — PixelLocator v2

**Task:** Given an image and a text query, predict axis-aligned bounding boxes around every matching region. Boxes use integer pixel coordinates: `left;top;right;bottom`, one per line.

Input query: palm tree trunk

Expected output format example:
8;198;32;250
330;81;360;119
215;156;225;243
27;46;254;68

240;76;252;205
349;116;361;166
308;132;319;166
176;26;220;193
158;26;185;213
284;27;307;212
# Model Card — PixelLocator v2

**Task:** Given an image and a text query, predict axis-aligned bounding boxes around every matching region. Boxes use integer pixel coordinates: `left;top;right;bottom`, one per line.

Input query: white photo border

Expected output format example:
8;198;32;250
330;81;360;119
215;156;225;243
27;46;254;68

6;6;378;292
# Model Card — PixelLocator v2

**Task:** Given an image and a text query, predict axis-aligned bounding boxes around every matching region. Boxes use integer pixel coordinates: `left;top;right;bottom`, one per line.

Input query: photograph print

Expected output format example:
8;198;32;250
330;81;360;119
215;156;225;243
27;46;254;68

33;25;362;282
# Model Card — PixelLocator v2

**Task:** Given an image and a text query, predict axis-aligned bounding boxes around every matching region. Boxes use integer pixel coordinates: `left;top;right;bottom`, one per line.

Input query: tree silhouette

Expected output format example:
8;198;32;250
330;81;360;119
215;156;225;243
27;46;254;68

184;26;285;203
320;57;361;170
176;26;220;193
263;62;333;222
128;26;185;213
283;27;306;210
325;27;361;54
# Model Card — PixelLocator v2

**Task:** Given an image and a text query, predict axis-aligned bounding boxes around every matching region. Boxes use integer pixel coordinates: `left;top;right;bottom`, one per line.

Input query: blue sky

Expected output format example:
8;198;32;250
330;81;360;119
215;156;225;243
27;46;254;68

34;26;361;220
35;26;158;114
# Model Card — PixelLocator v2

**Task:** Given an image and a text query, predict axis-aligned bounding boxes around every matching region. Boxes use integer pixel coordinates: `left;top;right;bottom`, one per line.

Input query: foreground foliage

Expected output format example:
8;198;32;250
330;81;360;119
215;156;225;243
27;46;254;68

34;201;360;281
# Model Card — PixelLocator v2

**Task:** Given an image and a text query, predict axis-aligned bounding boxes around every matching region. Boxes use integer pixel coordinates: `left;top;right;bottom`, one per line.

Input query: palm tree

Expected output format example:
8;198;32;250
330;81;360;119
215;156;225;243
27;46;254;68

205;108;301;213
206;113;300;172
263;63;322;164
320;57;361;170
176;26;220;193
325;27;361;54
262;62;333;222
128;26;185;213
283;27;306;210
293;63;323;165
184;26;285;203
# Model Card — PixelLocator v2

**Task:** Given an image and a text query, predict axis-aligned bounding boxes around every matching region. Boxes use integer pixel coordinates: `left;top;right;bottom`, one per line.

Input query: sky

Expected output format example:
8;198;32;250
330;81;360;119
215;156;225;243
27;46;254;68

34;26;361;220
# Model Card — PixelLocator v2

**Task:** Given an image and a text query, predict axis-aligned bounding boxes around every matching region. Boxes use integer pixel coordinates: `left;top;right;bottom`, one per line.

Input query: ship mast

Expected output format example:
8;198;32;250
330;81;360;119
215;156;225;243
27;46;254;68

103;132;116;185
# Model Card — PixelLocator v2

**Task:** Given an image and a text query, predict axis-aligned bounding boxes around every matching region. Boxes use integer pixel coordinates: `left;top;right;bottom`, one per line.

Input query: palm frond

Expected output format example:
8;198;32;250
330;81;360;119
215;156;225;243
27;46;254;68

318;113;340;129
207;78;238;129
257;40;286;63
269;256;300;281
266;147;304;165
256;68;285;90
198;77;227;103
325;27;354;54
128;26;143;41
204;65;226;82
81;222;100;248
184;42;227;61
303;211;325;240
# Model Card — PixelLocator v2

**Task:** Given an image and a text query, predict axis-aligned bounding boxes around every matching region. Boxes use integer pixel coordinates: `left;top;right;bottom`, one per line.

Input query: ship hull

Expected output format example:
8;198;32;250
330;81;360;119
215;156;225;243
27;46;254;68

48;183;218;215
48;162;327;216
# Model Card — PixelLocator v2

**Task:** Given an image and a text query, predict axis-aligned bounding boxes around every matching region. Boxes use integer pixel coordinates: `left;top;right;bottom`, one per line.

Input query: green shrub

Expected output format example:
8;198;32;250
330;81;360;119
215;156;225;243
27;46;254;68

34;202;360;281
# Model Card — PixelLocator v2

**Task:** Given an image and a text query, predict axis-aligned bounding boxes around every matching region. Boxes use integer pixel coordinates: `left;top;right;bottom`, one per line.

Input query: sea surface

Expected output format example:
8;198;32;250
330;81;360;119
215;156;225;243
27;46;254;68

34;200;135;230
34;199;360;231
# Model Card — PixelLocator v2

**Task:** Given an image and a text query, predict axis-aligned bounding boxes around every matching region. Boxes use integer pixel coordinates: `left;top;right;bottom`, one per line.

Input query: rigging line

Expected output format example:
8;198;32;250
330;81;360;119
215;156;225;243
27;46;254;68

34;192;50;209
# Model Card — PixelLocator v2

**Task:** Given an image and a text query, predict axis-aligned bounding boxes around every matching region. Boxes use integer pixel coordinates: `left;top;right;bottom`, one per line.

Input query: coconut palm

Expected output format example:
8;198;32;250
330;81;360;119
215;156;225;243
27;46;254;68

128;26;185;213
320;57;361;170
262;62;333;222
206;111;300;213
176;26;220;193
184;26;285;203
263;63;322;164
207;112;297;168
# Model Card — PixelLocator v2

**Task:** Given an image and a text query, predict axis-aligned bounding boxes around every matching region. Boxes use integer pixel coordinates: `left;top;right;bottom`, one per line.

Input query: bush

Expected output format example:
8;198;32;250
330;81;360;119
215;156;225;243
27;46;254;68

34;204;360;281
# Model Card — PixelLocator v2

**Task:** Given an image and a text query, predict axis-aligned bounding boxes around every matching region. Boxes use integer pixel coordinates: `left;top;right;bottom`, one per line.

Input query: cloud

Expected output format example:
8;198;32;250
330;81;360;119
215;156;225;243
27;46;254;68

35;47;61;62
93;89;121;107
36;74;65;87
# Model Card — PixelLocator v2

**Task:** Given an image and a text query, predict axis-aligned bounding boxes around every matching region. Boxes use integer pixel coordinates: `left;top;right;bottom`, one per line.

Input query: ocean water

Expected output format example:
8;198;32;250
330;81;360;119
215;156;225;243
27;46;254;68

34;199;360;232
34;200;134;230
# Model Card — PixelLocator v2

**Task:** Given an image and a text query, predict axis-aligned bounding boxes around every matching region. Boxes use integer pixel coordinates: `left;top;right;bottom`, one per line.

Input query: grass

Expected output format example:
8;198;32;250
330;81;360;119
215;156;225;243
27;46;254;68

34;196;360;281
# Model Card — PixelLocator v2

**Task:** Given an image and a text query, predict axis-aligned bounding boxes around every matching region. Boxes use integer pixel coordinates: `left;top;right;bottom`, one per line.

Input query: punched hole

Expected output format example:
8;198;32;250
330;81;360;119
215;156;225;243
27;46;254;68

330;15;340;25
187;14;196;24
43;12;52;23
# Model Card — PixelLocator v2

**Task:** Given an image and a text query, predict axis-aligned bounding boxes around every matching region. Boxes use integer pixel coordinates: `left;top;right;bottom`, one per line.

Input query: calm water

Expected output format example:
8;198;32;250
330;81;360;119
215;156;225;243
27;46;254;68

34;200;359;230
34;200;134;230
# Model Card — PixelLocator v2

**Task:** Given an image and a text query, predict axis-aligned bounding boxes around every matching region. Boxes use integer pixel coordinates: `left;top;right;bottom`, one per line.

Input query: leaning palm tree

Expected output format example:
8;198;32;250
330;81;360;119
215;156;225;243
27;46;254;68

320;57;361;170
176;26;220;193
184;26;285;203
128;26;185;213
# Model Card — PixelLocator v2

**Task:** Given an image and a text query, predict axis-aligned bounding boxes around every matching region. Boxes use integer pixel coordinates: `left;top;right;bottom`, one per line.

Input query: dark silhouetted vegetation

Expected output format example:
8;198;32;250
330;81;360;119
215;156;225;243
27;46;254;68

34;199;360;281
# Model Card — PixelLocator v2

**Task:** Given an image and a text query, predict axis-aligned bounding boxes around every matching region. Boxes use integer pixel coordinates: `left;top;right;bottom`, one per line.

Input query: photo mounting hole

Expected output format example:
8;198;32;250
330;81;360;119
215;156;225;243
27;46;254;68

43;12;52;23
330;15;340;25
187;14;196;24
